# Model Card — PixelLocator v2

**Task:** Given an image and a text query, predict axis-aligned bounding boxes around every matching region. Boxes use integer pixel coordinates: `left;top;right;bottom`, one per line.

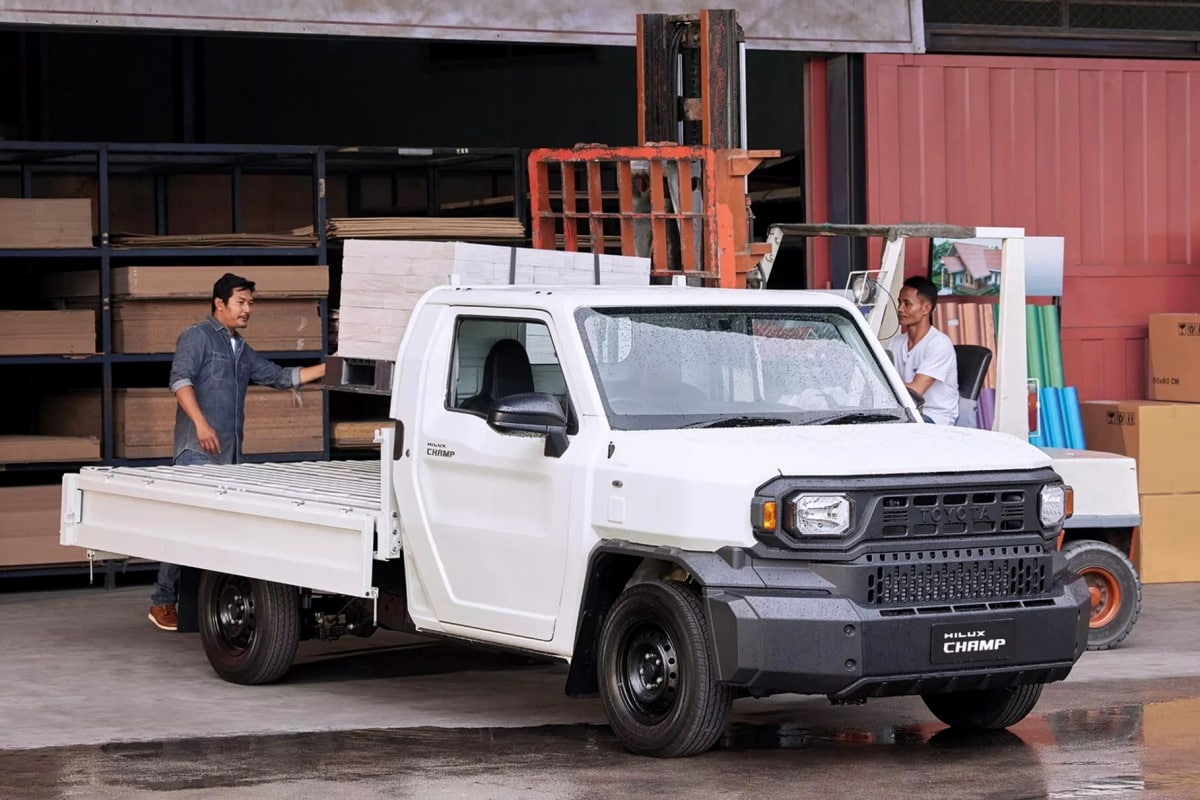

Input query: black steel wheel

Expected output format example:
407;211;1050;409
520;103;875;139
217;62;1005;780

198;571;300;685
923;683;1044;731
1062;539;1142;651
598;581;732;757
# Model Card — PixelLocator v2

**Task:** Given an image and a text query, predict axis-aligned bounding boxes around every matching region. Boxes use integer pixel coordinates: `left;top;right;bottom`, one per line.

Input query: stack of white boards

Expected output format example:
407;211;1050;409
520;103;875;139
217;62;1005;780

335;240;649;361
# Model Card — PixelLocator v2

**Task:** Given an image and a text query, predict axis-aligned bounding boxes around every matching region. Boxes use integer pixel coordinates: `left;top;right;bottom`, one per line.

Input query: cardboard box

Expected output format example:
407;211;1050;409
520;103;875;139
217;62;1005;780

0;310;95;355
40;387;324;458
112;299;322;354
1139;493;1200;583
40;265;329;301
0;485;88;567
0;198;94;248
1080;400;1200;495
0;435;100;463
1148;313;1200;403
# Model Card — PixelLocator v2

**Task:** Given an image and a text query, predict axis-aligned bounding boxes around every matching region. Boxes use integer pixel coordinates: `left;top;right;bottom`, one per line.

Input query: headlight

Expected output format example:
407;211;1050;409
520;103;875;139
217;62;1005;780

1039;484;1067;528
789;494;852;536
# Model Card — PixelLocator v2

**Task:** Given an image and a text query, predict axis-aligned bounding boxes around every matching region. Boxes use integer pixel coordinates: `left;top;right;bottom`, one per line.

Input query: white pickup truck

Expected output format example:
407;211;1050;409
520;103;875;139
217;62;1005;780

61;284;1090;757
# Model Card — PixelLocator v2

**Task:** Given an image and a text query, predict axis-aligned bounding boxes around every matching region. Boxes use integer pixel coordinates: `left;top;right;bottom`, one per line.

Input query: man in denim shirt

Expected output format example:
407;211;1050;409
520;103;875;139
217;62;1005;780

148;273;325;631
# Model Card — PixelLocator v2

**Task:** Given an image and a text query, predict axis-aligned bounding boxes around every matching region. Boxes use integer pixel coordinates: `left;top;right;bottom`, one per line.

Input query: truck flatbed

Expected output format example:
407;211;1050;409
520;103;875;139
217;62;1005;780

62;460;386;598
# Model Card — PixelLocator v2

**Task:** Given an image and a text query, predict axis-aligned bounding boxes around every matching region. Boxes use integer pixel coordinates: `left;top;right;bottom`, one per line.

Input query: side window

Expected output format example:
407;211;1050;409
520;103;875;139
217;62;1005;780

448;317;570;415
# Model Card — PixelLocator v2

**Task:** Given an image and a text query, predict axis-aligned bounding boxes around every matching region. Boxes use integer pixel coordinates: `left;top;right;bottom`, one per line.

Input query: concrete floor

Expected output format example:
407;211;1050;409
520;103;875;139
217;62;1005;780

3;582;1200;799
2;581;1198;751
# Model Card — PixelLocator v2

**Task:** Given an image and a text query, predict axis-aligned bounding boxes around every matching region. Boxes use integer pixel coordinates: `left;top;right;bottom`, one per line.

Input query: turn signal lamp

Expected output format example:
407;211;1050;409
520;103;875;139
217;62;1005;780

751;499;779;532
761;501;778;532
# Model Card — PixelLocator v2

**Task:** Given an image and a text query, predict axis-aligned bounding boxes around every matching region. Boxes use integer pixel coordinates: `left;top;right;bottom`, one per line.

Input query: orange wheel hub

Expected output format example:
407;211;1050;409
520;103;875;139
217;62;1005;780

1079;567;1121;628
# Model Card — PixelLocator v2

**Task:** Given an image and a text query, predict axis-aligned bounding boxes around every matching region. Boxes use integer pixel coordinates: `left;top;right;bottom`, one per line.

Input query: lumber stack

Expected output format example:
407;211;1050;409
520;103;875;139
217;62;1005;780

332;420;394;450
0;435;100;464
39;386;324;458
336;239;649;360
109;231;318;248
0;198;94;248
0;310;95;355
41;265;329;301
324;216;525;241
39;265;329;354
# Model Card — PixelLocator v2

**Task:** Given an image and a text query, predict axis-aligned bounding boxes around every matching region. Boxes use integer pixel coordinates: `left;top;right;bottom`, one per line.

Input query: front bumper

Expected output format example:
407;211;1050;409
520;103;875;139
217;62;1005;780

704;572;1091;699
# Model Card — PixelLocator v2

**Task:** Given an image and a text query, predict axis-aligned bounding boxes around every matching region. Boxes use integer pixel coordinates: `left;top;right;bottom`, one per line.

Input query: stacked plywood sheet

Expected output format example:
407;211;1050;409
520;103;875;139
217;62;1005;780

41;265;329;301
0;310;95;355
111;299;322;353
38;265;328;354
336;240;649;360
40;386;323;458
0;435;100;463
0;485;88;568
323;217;525;241
109;231;317;248
331;420;393;450
0;198;95;248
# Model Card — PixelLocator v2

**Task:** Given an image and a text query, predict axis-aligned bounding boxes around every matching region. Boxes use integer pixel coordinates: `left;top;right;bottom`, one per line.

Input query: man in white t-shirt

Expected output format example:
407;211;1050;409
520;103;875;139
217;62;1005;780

887;276;959;424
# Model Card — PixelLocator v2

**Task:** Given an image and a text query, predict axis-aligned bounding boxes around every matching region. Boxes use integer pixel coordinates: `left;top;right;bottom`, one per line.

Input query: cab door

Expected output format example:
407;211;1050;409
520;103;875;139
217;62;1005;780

406;310;578;641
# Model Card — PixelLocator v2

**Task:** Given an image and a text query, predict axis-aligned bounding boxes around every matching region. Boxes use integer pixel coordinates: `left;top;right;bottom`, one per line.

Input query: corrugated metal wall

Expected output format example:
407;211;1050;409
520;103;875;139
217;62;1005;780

865;54;1200;401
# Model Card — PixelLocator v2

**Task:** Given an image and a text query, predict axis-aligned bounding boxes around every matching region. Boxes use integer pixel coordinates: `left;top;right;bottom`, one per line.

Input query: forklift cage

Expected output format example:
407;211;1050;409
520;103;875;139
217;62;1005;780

528;144;777;288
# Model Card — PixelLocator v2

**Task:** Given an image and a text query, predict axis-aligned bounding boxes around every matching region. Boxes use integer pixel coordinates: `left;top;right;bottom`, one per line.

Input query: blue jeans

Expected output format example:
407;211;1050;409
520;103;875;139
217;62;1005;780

151;449;220;606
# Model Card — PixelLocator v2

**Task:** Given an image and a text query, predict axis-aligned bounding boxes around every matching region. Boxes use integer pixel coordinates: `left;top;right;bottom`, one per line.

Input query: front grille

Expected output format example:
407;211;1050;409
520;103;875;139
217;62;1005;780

864;546;1049;606
876;490;1028;538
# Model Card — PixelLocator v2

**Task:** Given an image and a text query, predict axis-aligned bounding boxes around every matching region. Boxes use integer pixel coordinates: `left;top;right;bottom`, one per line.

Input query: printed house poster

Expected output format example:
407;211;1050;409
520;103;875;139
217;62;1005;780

931;237;1065;298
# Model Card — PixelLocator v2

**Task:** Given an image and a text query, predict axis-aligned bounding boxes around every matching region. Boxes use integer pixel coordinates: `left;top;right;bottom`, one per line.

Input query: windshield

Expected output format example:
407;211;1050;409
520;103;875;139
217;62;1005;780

576;306;909;431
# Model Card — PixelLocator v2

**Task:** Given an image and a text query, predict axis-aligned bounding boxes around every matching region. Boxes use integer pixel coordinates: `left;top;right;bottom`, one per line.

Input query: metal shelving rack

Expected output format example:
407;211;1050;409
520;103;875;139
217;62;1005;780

1;141;529;469
0;141;332;472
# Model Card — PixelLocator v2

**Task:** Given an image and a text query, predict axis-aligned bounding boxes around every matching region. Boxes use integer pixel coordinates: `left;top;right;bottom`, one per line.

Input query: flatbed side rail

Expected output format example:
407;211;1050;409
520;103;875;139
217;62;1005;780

61;467;379;598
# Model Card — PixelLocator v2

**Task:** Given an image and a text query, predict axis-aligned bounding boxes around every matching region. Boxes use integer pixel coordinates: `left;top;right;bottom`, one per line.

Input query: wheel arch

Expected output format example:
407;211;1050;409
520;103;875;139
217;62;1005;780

565;544;737;698
1061;525;1135;559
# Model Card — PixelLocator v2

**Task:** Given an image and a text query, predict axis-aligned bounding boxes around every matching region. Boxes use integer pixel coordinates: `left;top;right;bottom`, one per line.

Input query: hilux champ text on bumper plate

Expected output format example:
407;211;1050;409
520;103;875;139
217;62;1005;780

931;619;1017;664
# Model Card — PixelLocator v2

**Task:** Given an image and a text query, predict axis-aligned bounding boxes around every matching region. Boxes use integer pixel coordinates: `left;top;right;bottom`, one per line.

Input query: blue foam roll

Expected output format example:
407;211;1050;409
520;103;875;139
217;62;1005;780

1062;386;1086;450
1042;387;1068;449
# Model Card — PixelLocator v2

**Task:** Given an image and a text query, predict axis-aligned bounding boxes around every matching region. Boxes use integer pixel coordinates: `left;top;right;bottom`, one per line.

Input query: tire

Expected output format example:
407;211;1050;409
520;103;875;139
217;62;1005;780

1062;539;1142;651
922;683;1044;731
198;571;300;685
597;581;733;757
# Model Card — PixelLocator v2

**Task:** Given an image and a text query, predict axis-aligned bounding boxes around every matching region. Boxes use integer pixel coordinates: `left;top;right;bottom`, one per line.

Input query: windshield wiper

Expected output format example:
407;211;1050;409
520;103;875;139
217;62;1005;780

683;415;793;429
809;412;907;426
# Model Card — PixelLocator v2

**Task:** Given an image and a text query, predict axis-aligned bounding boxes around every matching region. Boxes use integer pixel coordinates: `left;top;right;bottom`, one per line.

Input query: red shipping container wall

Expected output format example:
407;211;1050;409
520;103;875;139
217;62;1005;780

864;53;1200;401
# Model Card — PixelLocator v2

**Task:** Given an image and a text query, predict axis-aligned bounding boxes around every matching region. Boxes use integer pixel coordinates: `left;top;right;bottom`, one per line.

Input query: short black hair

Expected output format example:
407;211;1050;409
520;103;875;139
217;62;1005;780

211;273;255;313
902;275;939;311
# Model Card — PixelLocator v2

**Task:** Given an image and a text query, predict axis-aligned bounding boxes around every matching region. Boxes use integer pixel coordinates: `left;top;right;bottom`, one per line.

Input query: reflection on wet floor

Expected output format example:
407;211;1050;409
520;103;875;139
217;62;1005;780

2;698;1200;800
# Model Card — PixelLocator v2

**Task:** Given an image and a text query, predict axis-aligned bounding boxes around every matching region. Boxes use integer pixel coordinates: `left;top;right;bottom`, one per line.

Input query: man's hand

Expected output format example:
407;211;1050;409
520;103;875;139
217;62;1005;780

175;385;221;455
196;420;221;455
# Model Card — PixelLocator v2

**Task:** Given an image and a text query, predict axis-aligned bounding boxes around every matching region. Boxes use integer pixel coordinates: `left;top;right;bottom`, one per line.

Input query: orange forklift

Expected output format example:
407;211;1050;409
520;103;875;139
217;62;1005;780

524;9;1142;651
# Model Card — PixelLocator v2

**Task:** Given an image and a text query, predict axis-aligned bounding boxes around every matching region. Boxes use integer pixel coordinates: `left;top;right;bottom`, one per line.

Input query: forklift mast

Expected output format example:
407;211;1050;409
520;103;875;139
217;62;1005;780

527;9;775;288
637;10;745;148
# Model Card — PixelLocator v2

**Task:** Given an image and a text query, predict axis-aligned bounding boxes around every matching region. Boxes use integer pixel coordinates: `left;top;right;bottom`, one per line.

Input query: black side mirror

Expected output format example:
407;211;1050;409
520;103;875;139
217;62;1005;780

487;392;570;458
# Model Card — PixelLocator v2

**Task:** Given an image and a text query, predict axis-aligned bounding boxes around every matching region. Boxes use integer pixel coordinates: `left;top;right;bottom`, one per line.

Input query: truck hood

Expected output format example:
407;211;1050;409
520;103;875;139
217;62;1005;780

609;422;1051;478
592;423;1053;553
